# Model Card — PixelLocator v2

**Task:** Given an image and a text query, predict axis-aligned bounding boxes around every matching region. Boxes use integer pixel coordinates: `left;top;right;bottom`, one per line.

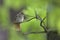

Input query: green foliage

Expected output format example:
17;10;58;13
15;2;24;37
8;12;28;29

1;0;60;40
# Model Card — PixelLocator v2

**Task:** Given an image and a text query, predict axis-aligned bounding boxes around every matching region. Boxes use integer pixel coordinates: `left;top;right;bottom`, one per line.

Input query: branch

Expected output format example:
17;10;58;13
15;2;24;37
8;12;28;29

40;17;48;32
23;31;46;35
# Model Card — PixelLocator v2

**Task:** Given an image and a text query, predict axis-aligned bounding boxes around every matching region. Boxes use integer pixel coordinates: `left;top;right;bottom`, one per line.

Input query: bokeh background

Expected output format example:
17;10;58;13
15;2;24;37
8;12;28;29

0;0;60;40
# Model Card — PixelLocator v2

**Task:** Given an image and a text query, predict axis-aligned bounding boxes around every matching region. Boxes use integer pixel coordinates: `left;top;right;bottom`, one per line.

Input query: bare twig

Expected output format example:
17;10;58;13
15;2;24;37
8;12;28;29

40;17;48;32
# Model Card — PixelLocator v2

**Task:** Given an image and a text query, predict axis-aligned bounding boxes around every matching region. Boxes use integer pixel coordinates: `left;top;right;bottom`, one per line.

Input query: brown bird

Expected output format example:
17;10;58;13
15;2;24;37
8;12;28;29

14;12;24;32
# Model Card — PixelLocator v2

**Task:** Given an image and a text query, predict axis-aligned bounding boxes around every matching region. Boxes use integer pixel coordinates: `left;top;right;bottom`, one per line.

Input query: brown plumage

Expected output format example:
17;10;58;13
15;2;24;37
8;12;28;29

14;23;20;31
14;12;24;31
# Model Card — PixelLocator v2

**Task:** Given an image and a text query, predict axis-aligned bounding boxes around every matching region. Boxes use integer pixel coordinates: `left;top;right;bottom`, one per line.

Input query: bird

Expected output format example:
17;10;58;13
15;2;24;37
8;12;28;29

14;12;25;32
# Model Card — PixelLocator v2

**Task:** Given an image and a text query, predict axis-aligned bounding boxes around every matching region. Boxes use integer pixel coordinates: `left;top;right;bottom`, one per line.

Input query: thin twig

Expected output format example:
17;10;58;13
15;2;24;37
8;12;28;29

40;17;47;32
23;31;46;35
23;17;36;22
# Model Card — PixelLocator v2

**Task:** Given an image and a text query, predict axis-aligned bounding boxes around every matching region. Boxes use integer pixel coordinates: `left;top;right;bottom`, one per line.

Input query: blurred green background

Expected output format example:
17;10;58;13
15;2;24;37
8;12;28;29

0;0;60;40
